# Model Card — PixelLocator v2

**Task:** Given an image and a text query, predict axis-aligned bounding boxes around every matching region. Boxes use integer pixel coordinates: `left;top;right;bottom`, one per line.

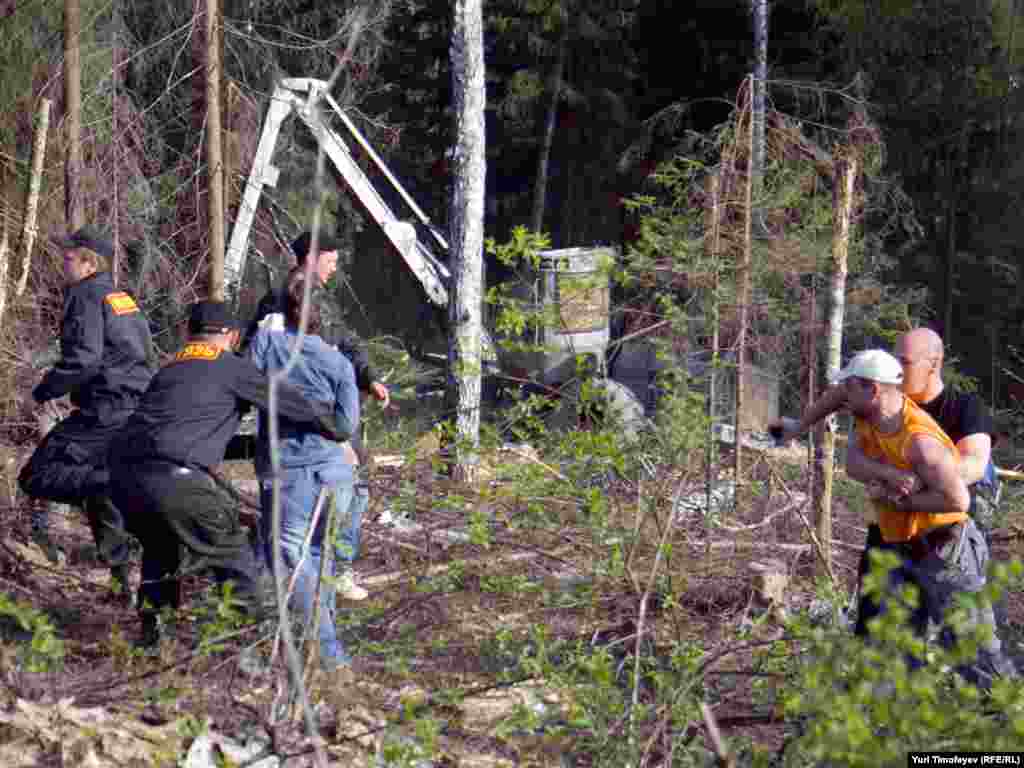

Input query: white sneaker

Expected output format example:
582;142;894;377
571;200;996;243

338;569;368;601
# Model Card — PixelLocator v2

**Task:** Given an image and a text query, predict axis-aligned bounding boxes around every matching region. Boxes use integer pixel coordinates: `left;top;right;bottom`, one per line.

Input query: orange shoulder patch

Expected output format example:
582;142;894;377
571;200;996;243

175;342;222;362
105;291;140;316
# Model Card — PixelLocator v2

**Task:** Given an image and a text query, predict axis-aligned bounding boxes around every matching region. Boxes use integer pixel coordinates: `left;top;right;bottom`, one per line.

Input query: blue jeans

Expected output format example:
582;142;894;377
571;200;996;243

259;461;361;667
339;478;368;565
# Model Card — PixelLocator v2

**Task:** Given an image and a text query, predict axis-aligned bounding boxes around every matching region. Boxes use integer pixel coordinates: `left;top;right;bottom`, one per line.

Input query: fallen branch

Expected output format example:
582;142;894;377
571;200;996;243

363;544;574;588
701;702;736;768
691;540;811;553
501;446;570;483
363;528;429;555
765;461;837;584
713;498;802;532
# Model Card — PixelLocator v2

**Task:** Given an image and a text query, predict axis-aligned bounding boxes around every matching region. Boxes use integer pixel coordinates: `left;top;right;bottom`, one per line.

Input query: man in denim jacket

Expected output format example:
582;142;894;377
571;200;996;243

250;267;363;674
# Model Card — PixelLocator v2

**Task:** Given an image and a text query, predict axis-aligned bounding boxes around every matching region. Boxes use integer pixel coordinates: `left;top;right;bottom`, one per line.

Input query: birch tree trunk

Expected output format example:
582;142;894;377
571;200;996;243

751;0;768;191
815;146;857;578
206;0;226;299
530;29;567;235
64;0;83;229
447;0;486;485
17;99;52;298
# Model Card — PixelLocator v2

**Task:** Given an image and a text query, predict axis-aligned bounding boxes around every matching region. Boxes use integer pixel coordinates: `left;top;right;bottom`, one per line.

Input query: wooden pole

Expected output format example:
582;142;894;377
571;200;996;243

734;77;754;499
814;146;858;578
206;0;225;299
64;0;84;230
705;172;722;524
0;202;9;326
806;275;815;503
17;99;52;298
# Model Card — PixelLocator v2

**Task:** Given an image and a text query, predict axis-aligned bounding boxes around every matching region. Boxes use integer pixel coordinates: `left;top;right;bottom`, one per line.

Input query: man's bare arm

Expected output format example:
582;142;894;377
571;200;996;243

956;433;991;487
771;385;847;441
796;385;846;436
900;434;970;514
847;431;922;496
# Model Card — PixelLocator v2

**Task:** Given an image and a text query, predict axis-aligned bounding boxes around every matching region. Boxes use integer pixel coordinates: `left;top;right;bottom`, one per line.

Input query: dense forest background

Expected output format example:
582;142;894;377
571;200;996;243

3;0;1024;411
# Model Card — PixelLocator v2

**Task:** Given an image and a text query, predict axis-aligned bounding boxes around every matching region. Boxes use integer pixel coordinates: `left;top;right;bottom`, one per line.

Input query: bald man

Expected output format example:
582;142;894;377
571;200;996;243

893;328;1000;531
773;328;1000;536
771;327;1007;638
828;349;1013;689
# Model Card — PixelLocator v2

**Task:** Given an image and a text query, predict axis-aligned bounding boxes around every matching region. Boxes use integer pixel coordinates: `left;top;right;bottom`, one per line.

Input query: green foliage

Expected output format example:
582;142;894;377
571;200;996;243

485;227;553;350
621;96;935;420
811;0;915;30
176;713;208;742
0;0;111;149
192;582;259;654
0;0;61;148
0;592;65;672
783;557;1024;765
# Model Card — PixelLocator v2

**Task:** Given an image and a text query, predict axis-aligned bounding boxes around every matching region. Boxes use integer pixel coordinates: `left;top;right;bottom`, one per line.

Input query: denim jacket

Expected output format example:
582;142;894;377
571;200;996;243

249;323;359;475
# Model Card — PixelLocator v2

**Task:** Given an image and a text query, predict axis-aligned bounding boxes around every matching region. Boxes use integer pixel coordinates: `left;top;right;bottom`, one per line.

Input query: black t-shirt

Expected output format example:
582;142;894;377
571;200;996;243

917;388;994;447
919;388;999;494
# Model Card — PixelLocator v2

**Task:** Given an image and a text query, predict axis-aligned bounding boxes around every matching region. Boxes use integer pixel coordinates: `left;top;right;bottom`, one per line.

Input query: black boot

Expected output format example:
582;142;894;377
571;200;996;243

31;527;63;565
110;564;137;608
83;494;133;567
136;614;162;652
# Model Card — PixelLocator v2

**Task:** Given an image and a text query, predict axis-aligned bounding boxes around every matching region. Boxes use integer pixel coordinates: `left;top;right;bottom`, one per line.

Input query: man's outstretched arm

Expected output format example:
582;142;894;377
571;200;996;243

771;385;847;441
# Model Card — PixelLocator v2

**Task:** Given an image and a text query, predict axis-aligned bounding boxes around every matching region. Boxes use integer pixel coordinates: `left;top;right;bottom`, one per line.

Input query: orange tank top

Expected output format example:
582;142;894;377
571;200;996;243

854;395;966;543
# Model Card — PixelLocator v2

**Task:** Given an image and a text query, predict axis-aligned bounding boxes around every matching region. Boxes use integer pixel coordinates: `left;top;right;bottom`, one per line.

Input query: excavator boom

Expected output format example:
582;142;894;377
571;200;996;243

225;78;449;307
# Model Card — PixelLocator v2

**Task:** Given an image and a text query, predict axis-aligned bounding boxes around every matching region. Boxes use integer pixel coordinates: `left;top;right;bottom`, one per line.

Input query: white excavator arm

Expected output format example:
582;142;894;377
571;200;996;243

225;78;450;307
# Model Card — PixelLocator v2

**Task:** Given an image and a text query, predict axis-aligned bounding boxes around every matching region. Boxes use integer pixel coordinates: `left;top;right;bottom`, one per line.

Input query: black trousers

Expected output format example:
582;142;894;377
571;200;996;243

856;520;1015;689
19;406;133;566
110;461;266;617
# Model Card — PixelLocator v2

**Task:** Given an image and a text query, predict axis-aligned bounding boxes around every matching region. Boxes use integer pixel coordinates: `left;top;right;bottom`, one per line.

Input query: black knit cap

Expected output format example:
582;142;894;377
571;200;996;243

291;230;342;265
188;300;240;334
52;226;114;259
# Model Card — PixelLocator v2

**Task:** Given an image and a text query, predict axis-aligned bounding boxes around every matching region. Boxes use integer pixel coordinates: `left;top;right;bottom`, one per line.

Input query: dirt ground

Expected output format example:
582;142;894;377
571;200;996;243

2;435;1024;765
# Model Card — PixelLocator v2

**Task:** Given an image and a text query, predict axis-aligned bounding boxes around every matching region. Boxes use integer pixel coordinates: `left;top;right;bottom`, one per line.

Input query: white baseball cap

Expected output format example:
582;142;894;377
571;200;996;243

833;349;904;385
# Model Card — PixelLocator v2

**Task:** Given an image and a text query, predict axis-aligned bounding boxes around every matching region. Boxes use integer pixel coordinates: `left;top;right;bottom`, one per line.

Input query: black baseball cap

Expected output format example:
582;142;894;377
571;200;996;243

291;230;342;264
52;226;114;259
188;300;240;334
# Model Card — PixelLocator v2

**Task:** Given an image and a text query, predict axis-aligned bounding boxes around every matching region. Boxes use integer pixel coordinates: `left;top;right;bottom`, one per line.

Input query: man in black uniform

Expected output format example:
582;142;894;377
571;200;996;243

20;226;155;596
109;301;351;647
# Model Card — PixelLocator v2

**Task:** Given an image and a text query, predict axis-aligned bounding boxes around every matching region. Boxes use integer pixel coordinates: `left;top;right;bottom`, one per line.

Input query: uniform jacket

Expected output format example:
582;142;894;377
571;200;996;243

110;341;348;473
34;271;155;411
